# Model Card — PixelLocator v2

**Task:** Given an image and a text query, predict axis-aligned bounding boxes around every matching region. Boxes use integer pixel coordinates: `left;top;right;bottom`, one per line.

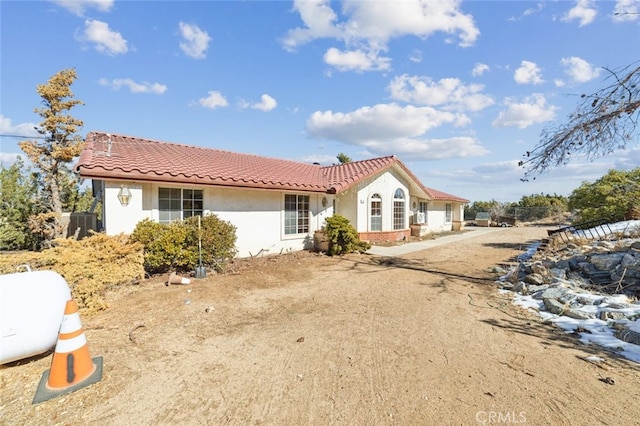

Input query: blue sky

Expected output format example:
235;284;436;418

1;0;639;203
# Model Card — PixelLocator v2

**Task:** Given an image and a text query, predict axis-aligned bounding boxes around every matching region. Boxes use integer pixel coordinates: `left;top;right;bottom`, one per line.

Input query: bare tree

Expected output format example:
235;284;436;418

19;68;85;247
520;62;640;180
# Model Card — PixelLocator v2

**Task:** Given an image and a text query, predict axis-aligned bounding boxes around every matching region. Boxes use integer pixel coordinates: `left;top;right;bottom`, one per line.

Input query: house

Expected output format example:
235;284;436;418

74;132;469;258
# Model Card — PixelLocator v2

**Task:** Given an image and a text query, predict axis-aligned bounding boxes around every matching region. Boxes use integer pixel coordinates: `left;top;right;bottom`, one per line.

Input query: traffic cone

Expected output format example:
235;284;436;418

168;271;190;285
33;299;103;404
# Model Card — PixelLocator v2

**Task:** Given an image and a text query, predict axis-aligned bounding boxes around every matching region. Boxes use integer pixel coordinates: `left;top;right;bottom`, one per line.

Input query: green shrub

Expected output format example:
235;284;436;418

324;215;371;256
130;215;238;274
184;215;237;272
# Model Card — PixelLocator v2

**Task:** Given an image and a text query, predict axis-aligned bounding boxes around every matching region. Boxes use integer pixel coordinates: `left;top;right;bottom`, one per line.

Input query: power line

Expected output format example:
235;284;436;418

0;134;47;139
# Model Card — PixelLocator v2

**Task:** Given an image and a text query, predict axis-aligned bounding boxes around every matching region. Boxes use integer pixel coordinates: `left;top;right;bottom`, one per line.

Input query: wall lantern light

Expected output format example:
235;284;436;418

117;185;132;206
322;197;328;207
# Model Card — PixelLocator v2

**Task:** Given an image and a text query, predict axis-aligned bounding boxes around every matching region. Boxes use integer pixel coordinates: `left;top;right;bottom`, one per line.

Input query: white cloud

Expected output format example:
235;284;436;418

299;154;339;165
306;103;488;160
613;0;640;22
98;78;167;94
251;94;278;112
0;152;23;167
611;145;640;170
360;136;489;160
514;60;544;84
323;47;391;72
523;2;545;17
471;160;523;176
282;0;480;72
308;103;457;140
561;56;601;83
492;94;558;129
409;49;423;63
198;91;228;109
78;19;128;55
388;74;494;112
471;63;490;77
49;0;113;17
179;22;211;59
507;2;545;21
0;115;40;166
562;0;598;26
281;0;342;51
0;115;39;138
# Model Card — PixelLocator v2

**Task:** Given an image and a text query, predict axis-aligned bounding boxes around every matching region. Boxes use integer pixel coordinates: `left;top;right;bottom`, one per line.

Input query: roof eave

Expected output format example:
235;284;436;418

77;167;330;193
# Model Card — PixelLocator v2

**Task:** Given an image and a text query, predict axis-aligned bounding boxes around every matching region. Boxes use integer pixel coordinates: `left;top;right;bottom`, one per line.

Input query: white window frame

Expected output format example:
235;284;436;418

158;187;203;224
284;194;310;235
370;193;382;231
393;188;405;230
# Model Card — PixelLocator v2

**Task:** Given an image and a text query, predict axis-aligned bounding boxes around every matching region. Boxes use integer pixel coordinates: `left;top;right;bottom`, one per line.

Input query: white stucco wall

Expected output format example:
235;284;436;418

352;170;410;233
100;176;464;256
416;201;465;233
103;182;152;234
101;180;333;258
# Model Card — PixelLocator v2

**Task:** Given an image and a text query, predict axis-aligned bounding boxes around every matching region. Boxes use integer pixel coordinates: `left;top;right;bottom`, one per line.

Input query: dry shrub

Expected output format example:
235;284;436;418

0;233;145;315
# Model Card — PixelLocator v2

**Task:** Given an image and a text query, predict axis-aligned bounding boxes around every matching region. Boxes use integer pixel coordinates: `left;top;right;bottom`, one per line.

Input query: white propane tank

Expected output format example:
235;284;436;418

0;270;71;364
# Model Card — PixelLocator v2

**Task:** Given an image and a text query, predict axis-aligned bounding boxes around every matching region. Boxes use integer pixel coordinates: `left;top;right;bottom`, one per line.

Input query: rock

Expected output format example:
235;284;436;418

621;251;640;269
500;282;514;290
491;266;507;274
577;262;596;274
543;298;565;315
528;284;550;293
524;273;546;285
598;311;628;321
513;282;527;294
531;290;545;300
530;262;549;276
566;309;595;320
590;253;625;271
541;287;567;300
576;296;598;305
568;256;587;270
605;302;631;310
614;329;640;345
550;268;567;280
558;293;577;305
553;259;571;270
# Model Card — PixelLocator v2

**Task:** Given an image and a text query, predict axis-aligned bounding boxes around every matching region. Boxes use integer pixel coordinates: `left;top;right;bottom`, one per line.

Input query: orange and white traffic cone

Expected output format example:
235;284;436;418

168;271;191;285
33;299;103;404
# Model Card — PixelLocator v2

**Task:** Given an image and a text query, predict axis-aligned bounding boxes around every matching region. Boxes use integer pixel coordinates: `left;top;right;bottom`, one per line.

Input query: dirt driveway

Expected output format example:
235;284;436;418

2;226;640;425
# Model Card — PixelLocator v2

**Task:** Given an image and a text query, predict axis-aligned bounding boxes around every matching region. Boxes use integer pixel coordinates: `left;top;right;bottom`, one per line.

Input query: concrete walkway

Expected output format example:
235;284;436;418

366;227;506;256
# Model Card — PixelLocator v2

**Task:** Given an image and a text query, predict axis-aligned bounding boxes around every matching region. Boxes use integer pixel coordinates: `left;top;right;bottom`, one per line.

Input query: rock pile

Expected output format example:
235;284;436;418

498;232;640;355
503;238;640;299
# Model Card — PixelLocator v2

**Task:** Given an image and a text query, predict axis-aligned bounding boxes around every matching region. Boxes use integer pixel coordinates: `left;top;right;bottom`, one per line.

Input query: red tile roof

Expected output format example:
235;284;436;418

75;131;468;203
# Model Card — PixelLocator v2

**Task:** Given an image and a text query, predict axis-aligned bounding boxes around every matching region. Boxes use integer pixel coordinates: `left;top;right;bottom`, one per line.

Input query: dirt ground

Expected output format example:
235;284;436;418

2;226;640;425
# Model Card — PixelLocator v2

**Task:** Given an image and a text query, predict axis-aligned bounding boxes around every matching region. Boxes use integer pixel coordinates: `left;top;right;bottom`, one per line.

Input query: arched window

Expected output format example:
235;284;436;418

370;193;382;231
393;188;405;230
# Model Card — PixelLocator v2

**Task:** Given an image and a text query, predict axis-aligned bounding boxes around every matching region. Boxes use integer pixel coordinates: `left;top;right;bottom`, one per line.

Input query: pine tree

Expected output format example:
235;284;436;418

19;68;85;247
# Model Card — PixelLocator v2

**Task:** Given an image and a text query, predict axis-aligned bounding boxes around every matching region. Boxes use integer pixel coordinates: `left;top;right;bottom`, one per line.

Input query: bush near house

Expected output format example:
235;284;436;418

130;215;238;275
324;215;371;256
